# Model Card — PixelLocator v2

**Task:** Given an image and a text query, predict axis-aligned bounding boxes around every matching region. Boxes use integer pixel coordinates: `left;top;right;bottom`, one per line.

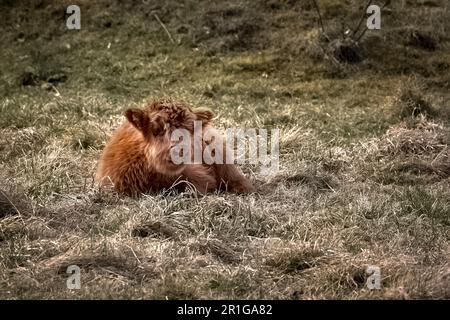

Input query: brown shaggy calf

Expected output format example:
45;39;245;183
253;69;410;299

96;99;255;196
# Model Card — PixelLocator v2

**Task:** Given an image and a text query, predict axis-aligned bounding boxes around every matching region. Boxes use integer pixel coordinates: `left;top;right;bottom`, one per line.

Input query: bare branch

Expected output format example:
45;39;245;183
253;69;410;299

352;0;373;38
356;25;369;42
312;0;326;35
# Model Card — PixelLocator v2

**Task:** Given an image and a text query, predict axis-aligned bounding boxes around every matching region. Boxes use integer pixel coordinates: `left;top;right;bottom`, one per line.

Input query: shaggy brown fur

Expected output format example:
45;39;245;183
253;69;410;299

96;99;255;196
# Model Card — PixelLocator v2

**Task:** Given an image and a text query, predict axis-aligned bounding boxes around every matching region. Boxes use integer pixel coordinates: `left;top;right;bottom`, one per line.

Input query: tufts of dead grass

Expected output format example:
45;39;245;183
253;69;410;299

388;78;438;120
378;119;449;156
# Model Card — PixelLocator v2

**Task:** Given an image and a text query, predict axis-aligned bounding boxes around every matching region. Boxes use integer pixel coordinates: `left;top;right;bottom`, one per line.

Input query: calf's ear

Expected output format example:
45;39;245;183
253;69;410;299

125;108;167;137
194;107;214;122
125;108;149;133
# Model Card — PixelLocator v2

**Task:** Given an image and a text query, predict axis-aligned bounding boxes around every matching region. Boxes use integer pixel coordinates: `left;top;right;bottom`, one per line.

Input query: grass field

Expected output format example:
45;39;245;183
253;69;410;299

0;0;449;299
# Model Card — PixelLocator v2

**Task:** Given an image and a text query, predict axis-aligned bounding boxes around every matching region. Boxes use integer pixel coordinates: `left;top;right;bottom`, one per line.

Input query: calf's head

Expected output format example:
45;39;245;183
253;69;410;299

125;99;213;175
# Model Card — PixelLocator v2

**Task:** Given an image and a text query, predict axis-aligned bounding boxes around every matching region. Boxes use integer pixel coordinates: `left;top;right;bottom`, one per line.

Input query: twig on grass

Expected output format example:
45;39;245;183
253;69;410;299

153;13;175;44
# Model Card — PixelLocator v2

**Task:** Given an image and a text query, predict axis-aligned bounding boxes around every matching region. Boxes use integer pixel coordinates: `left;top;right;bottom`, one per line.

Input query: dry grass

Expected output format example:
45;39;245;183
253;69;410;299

0;0;449;299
